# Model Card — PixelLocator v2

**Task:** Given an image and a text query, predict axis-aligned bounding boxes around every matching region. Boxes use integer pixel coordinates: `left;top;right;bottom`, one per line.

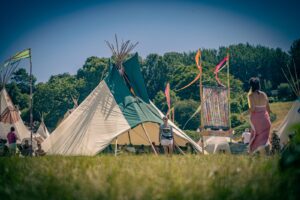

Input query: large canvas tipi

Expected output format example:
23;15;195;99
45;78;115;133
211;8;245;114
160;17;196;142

0;88;30;141
277;65;300;145
42;49;202;155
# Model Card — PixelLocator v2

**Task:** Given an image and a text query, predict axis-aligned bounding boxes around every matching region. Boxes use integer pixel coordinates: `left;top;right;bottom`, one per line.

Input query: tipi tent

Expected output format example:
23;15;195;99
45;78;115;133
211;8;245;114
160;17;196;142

277;65;300;145
0;49;32;144
42;52;202;155
0;88;30;141
36;117;50;140
277;100;300;145
62;96;78;121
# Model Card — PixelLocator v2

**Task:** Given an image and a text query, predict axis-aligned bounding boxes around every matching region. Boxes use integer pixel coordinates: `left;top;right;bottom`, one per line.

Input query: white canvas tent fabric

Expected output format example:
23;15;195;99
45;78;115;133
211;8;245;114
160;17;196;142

42;81;202;155
277;99;300;145
202;136;231;154
42;53;202;155
0;88;30;142
36;120;50;140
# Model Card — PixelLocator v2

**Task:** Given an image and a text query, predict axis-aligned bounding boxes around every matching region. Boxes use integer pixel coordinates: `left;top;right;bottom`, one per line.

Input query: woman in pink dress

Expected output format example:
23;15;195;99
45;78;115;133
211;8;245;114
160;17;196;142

248;77;272;153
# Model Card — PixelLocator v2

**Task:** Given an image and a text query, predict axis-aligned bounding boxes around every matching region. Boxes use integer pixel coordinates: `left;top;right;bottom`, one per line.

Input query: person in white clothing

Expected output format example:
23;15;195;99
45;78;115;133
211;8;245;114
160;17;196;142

242;128;251;145
159;116;174;156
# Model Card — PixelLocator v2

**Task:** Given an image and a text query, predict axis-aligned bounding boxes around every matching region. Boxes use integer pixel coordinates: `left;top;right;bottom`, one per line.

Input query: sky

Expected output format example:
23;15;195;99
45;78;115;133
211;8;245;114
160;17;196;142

0;0;299;82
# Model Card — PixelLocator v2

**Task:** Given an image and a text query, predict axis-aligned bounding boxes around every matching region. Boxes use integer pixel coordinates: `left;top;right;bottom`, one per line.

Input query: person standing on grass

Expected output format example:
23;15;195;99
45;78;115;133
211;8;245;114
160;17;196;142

159;116;174;156
247;77;271;154
242;128;251;145
7;127;18;156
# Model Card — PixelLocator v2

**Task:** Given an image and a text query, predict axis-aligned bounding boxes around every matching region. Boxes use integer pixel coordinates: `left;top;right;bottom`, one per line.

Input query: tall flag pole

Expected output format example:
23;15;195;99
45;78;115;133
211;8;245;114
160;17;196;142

195;50;203;132
29;48;33;156
227;51;231;130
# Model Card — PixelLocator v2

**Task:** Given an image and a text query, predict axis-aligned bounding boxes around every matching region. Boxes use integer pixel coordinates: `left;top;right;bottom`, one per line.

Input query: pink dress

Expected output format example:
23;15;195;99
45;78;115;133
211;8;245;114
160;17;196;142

249;106;271;153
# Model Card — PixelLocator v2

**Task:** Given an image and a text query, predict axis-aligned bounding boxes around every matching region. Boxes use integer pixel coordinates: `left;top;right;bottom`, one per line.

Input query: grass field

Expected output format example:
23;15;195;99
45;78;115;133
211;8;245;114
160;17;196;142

270;101;293;129
0;155;291;200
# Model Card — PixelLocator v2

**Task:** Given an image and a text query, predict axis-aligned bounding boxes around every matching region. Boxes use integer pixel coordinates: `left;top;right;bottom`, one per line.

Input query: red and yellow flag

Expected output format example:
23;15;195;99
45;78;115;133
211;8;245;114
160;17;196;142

165;83;171;111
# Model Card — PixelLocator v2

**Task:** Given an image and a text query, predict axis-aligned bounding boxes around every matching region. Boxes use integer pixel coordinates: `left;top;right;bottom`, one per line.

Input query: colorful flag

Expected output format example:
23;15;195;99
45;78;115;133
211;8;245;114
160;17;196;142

165;83;171;112
214;56;229;86
2;49;31;67
175;49;202;92
11;49;30;62
195;49;202;70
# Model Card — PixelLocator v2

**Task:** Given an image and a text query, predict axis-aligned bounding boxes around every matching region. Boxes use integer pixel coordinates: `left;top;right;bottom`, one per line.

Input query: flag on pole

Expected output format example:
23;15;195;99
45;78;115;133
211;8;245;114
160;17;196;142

11;49;31;62
175;49;202;92
165;82;171;113
195;49;202;71
214;56;229;86
2;49;31;67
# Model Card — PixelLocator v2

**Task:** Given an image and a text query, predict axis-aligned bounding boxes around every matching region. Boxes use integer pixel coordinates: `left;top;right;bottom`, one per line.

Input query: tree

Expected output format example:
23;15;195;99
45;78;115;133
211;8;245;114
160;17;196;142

11;68;36;93
277;83;293;101
141;54;170;99
289;39;300;78
33;73;85;130
76;56;109;101
174;99;200;130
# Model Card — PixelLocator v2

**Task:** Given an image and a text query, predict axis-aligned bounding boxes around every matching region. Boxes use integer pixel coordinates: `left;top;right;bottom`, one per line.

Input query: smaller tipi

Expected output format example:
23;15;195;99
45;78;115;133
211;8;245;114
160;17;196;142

35;115;50;142
0;89;31;141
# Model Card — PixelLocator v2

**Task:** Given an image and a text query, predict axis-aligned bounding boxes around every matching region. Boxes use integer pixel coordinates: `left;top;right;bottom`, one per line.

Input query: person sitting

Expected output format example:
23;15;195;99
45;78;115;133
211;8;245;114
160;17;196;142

35;143;46;156
125;143;136;154
242;128;251;145
21;140;32;156
0;138;9;156
136;144;145;154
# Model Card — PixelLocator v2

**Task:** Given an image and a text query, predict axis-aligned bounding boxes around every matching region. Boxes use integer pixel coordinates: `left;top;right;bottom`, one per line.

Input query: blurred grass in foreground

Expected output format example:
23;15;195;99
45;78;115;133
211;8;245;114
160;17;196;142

0;155;292;200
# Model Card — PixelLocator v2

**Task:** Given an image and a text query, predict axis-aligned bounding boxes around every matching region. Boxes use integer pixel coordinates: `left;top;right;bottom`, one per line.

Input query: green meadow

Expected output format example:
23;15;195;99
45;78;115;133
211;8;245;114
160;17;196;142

0;155;294;200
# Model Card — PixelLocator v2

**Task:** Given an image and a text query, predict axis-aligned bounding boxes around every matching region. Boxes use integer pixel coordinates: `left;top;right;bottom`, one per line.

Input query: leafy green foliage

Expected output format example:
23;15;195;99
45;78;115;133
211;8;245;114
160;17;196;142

76;57;109;101
279;124;300;200
230;113;244;128
174;99;200;130
7;40;300;132
33;73;85;130
277;83;293;101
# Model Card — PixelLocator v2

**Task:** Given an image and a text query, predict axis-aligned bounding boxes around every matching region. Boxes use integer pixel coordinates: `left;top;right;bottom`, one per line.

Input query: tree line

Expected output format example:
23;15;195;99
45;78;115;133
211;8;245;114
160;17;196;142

5;39;300;131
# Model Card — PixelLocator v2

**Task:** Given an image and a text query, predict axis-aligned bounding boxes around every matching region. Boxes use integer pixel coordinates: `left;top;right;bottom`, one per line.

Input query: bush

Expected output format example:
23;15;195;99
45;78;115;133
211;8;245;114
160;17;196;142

231;113;244;128
277;83;293;100
174;99;200;130
279;124;300;200
270;112;277;122
184;130;201;142
233;122;250;136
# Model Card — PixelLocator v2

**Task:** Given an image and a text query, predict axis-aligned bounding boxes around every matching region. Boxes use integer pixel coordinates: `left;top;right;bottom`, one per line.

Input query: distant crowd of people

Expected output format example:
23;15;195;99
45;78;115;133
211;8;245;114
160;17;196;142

0;126;46;157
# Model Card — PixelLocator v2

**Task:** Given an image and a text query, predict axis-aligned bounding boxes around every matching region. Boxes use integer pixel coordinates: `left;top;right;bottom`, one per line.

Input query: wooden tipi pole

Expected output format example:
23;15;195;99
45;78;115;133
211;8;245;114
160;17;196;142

29;48;33;156
227;52;231;131
141;123;158;155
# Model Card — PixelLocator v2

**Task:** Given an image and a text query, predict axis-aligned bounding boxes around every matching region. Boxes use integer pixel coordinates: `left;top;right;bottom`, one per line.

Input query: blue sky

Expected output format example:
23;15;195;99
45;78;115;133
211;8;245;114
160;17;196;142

0;0;299;82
